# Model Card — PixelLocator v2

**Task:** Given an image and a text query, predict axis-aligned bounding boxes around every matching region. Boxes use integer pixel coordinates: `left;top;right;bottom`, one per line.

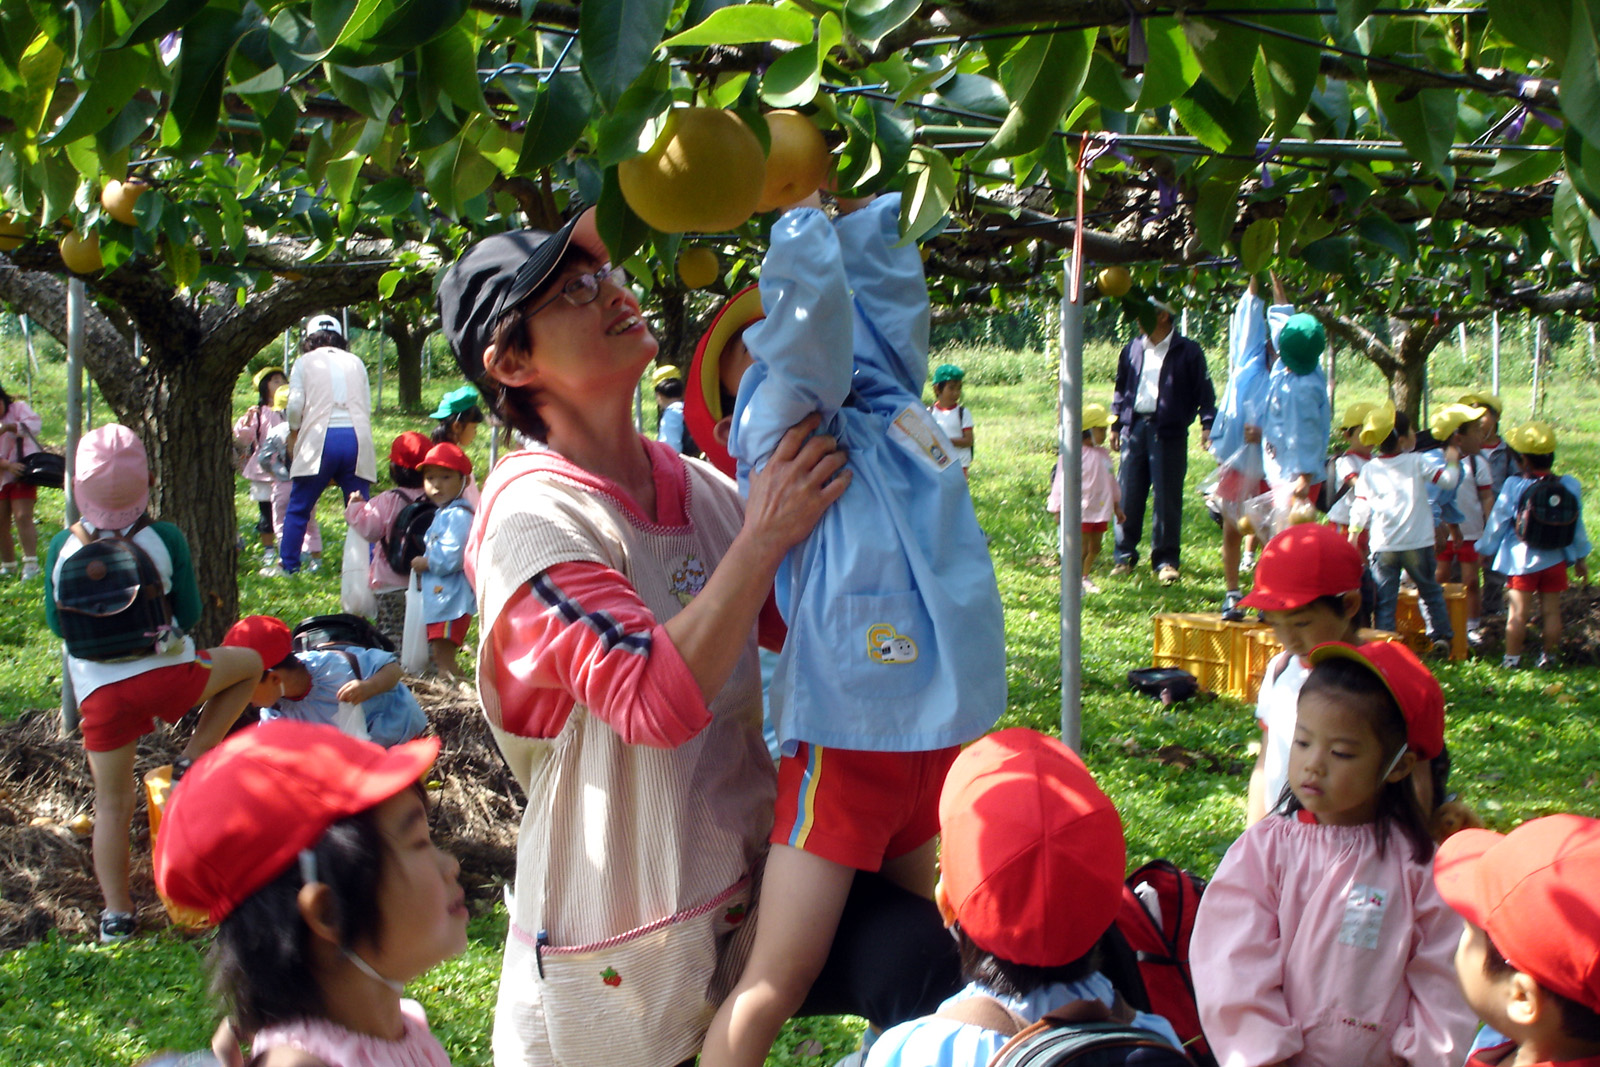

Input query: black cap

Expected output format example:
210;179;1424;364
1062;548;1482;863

437;213;584;380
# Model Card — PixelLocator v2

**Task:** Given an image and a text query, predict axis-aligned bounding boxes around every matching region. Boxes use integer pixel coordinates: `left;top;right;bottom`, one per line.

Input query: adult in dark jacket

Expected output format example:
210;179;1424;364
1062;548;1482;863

1109;298;1216;583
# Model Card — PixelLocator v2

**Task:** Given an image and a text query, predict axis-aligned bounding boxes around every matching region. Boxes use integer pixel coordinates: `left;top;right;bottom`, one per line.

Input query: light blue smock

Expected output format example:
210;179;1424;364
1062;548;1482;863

727;194;1005;754
1259;357;1331;487
1420;447;1466;524
1477;473;1590;575
421;496;477;624
262;647;427;747
657;401;686;453
1210;290;1272;462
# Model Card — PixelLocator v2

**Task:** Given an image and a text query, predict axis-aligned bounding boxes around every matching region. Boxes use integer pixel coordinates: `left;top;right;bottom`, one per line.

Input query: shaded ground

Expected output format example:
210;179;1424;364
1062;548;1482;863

1471;583;1600;662
0;681;522;951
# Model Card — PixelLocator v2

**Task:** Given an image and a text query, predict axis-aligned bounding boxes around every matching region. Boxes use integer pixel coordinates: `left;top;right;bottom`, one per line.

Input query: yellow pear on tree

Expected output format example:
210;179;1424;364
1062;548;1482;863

618;108;766;234
0;216;25;252
1097;266;1132;298
677;247;720;289
755;110;831;212
60;230;102;273
101;178;149;226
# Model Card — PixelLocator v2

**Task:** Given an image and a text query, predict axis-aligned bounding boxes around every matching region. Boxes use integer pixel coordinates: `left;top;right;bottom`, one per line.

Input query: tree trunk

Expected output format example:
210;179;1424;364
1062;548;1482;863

653;291;692;371
392;323;425;412
1389;318;1452;423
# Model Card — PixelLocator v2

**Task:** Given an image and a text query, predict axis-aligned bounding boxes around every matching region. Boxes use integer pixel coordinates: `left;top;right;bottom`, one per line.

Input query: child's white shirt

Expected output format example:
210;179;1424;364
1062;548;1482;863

1454;454;1494;542
1254;650;1310;815
1349;452;1459;553
1325;452;1368;526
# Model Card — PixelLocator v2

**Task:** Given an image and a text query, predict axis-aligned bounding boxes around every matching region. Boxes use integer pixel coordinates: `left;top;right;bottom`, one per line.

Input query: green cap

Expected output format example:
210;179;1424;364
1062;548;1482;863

1276;313;1325;376
429;384;481;421
932;363;965;386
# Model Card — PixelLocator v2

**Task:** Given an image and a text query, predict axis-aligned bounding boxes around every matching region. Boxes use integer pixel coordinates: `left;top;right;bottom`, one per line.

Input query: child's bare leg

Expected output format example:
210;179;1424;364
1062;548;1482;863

183;647;265;759
879;836;938;899
1082;531;1102;576
1540;590;1563;655
1463;562;1481;621
0;499;14;563
87;741;139;915
430;638;462;678
700;845;857;1067
1222;521;1242;590
1505;589;1532;657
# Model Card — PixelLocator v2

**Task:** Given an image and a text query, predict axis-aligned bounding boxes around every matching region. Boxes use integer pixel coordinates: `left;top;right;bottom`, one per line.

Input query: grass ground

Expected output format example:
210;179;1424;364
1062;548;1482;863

2;336;1599;1066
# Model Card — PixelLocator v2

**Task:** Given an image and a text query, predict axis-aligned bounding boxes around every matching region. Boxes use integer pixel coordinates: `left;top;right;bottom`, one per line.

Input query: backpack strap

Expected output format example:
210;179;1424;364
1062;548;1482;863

334;648;365;681
72;514;152;546
935;995;1029;1037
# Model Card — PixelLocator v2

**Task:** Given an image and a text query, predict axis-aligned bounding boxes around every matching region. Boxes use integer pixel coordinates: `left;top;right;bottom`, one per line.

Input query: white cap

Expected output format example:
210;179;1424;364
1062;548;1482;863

307;314;342;335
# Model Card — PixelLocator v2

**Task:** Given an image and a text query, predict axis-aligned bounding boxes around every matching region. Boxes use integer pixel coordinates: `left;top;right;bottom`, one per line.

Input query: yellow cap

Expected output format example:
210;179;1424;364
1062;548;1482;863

1339;401;1377;430
1458;391;1503;416
270;384;289;411
1505;421;1557;455
1082;403;1117;430
651;364;682;389
1359;401;1397;448
1429;403;1487;441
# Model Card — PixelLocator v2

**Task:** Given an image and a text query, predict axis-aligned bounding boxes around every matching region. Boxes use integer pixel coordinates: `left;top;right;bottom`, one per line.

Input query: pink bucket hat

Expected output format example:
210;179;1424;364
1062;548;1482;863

75;424;150;529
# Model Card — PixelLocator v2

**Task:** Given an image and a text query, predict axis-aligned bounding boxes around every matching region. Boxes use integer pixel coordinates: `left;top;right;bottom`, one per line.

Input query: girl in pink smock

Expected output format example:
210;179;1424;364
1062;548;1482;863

1047;403;1124;593
1190;640;1477;1067
346;432;432;649
154;720;468;1067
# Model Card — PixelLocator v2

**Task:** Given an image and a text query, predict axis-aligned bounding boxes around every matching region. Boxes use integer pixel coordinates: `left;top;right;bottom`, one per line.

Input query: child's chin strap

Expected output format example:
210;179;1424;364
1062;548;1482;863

1379;744;1410;785
299;849;406;994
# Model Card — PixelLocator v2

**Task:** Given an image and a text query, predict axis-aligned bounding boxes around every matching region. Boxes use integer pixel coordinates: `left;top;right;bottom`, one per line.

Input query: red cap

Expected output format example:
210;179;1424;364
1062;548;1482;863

1306;641;1445;758
1434;815;1600;1013
685;284;764;477
421;442;473;476
1239;523;1364;612
939;728;1126;967
222;614;293;669
389;431;432;469
154;720;440;924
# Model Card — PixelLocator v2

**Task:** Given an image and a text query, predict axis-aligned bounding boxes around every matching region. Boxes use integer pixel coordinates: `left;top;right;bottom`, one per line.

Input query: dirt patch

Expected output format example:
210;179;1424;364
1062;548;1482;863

0;681;523;951
1471;584;1600;662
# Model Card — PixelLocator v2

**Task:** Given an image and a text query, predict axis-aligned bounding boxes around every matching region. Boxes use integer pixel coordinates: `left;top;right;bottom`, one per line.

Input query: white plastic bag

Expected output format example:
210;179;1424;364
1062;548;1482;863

333;700;370;742
340;526;376;617
402;571;429;674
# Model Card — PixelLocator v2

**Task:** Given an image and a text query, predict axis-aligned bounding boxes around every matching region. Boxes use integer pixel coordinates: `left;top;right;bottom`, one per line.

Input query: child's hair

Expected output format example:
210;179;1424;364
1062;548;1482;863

1286;657;1435;862
952;924;1101;997
256;373;281;407
1378;410;1412;453
1523;450;1555;472
1483;935;1600;1041
259;651;300;680
0;382;12;410
390;461;424;489
656;377;685;401
431;406;485;445
1082;429;1094;443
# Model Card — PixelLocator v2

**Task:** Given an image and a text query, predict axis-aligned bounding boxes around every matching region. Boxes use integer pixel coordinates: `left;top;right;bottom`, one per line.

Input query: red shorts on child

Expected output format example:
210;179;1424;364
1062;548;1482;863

1437;539;1479;564
0;481;36;501
78;651;213;752
1215;468;1269;501
772;744;959;870
426;614;471;646
1082;521;1108;534
1509;565;1568;593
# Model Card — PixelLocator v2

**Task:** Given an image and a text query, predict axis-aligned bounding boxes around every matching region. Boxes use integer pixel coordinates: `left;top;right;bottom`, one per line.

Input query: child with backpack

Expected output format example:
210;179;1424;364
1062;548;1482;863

1432;814;1600;1067
232;366;287;565
152;720;467;1066
1476;422;1590;670
410;442;476;681
928;363;974;474
1191;640;1477;1067
1431;407;1496;645
865;728;1184;1067
345;431;433;649
42;425;265;942
223;614;427;746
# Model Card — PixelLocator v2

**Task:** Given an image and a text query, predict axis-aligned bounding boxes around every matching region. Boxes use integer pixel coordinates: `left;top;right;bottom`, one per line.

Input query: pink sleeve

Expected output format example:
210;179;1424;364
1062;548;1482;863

1392;871;1477;1067
1191;825;1303;1067
487;560;712;747
346;490;405;541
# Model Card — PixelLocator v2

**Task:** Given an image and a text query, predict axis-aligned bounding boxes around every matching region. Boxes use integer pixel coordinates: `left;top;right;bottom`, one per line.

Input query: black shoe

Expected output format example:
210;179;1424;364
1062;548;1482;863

1221;591;1245;622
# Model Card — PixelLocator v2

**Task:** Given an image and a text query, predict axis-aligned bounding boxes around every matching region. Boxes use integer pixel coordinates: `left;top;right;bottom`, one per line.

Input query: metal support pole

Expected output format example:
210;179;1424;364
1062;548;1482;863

1325;342;1336;416
1457;322;1469;364
19;314;36;398
376;311;385;414
61;279;87;736
1058;257;1084;752
283;328;293;379
1491;312;1500;394
1531;318;1544;415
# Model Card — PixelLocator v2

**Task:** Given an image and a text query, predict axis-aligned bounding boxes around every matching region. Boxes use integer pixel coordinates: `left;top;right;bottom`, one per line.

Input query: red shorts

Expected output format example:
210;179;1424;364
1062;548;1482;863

0;481;36;501
1082;521;1108;534
78;651;213;753
1437;540;1479;564
1215;468;1269;501
426;615;471;646
1509;565;1569;593
772;744;959;870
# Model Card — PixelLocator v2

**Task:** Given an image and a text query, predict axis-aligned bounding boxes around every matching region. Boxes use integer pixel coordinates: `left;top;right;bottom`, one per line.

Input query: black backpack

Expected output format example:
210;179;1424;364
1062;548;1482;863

938;995;1192;1067
292;613;396;654
1515;474;1579;550
55;517;176;661
382;497;437;575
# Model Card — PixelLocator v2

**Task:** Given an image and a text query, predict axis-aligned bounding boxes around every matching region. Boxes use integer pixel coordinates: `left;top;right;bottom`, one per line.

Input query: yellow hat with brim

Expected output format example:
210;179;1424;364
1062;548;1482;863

1082;403;1116;430
1429;403;1487;442
1459;391;1503;416
686;284;765;476
1339;401;1377;430
652;364;682;389
270;385;289;411
252;365;283;391
1359;401;1397;448
1505;421;1557;455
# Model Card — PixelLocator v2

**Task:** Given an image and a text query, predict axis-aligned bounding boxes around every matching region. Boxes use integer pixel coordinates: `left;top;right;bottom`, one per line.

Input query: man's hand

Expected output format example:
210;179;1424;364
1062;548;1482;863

1577;559;1589;585
1200;429;1212;451
1115;505;1127;524
1109;431;1121;452
1292;473;1313;501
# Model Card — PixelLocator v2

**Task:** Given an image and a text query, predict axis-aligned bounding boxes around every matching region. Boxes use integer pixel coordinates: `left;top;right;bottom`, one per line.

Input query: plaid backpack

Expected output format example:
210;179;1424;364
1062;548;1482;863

937;993;1192;1067
1515;474;1579;550
55;517;175;661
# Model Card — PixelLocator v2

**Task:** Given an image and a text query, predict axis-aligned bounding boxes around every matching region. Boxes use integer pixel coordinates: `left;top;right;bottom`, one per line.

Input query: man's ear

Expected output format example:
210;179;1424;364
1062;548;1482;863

483;341;539;389
713;416;733;448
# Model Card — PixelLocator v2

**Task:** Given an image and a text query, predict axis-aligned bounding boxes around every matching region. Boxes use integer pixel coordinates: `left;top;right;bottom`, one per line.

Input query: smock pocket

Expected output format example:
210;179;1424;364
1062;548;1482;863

502;879;753;1067
815;590;937;701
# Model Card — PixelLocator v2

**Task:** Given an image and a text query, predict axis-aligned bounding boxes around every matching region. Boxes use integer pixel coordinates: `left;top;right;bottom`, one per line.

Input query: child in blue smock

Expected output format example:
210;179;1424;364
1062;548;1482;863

222;614;427;747
1213;276;1273;617
688;191;1005;1067
1258;303;1331;510
411;442;477;681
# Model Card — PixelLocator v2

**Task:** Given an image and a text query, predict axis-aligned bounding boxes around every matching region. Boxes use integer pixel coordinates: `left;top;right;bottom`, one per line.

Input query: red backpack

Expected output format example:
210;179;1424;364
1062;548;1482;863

1107;861;1215;1067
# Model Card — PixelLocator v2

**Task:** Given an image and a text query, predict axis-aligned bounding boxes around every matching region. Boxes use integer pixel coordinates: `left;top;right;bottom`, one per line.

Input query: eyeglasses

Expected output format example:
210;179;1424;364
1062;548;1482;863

523;262;627;319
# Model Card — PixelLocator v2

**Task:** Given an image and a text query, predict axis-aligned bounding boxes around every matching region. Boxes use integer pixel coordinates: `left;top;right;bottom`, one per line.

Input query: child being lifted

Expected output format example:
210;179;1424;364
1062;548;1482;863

686;188;1005;1067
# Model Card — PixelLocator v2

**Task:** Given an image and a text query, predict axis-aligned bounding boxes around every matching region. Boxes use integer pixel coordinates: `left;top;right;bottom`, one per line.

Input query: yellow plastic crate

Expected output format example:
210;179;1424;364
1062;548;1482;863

1240;627;1407;703
1152;614;1270;699
1395;583;1468;661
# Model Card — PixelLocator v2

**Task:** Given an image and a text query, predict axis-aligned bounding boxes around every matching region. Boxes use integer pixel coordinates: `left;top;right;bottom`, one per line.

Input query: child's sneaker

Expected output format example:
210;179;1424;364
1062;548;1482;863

258;564;287;578
98;911;136;943
1240;550;1256;574
19;558;40;580
1428;638;1452;660
1537;651;1558;670
1220;590;1245;622
1081;576;1100;594
1501;653;1522;669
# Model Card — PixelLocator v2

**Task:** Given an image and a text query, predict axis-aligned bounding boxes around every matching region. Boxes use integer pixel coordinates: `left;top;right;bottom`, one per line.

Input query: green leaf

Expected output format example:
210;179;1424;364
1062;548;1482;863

1334;0;1381;34
358;0;469;64
325;61;399;121
43;46;151;146
975;28;1093;161
1300;235;1353;274
1084;51;1136;112
1256;11;1320;138
580;0;673;111
516;72;596;172
1134;18;1201;111
935;72;1010;120
171;6;245;159
1172;75;1264;154
595;164;652;265
1565;128;1600;215
844;0;919;49
1192;175;1243;253
1487;147;1566;188
592;78;671;168
1372;82;1455;183
1239;217;1277;272
108;0;211;46
857;96;913;196
762;37;821;108
661;4;813;47
418;23;488;116
1356;212;1414;260
1562;1;1600;148
1485;0;1570;60
360;176;417;216
419;120;498;218
1550;176;1590;266
1181;13;1257;101
378;268;404;299
898;144;955;245
16;34;65;151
